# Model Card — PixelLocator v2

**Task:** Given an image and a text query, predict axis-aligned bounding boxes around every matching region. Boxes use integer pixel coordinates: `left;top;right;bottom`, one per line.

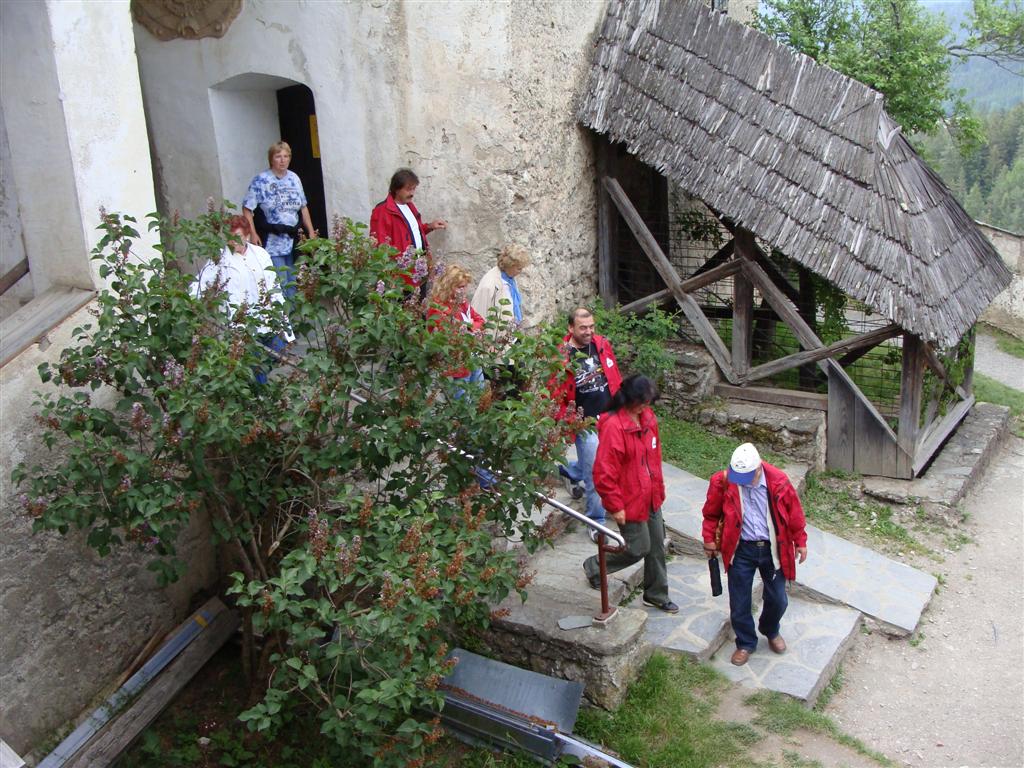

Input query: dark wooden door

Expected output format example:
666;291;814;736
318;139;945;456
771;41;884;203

276;84;328;237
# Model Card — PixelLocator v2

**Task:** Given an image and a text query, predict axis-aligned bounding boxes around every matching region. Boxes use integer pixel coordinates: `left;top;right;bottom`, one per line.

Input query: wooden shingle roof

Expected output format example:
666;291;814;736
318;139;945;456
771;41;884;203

578;0;1011;347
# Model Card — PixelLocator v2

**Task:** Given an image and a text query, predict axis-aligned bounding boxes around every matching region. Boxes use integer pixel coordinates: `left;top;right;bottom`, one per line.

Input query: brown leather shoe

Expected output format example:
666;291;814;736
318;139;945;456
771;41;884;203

768;635;787;654
730;648;751;666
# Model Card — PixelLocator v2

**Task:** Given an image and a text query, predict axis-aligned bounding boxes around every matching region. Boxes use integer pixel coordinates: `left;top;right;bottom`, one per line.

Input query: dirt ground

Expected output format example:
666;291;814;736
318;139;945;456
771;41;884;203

823;436;1024;768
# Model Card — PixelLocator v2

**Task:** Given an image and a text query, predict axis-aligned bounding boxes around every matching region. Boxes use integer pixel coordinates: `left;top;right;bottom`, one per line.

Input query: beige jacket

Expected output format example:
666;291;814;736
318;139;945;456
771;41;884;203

470;266;519;339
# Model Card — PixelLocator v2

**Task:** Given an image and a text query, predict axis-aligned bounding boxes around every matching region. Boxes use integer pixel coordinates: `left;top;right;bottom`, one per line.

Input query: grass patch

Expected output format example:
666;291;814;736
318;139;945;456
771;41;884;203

801;473;929;556
981;324;1024;359
746;690;892;767
973;372;1024;437
574;653;763;768
657;412;786;479
814;667;844;711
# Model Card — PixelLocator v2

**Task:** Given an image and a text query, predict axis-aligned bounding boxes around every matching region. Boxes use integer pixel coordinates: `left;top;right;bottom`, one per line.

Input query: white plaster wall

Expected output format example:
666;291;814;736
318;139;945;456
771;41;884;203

47;0;160;276
0;0;91;294
1;2;209;755
210;80;287;205
0;106;33;321
134;0;608;320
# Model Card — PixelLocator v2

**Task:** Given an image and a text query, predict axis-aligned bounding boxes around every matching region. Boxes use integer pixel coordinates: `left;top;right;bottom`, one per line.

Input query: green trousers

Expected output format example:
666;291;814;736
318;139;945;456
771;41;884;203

584;508;669;604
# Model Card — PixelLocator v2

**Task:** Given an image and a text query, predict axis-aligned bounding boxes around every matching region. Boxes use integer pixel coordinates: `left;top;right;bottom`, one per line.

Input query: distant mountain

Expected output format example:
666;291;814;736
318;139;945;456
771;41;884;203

923;0;1023;111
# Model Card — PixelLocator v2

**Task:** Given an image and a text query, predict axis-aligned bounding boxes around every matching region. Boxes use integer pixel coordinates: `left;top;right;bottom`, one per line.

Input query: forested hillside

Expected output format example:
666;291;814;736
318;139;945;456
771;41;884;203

918;104;1024;233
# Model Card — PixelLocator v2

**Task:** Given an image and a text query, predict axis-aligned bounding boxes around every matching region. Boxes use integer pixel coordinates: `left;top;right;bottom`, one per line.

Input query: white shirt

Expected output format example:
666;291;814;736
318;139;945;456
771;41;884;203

396;203;423;250
193;243;294;341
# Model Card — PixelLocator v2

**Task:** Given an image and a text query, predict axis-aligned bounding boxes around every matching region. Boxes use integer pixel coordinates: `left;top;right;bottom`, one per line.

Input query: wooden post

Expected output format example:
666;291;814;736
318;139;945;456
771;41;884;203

797;266;820;390
596;140;617;308
897;333;925;477
732;265;753;377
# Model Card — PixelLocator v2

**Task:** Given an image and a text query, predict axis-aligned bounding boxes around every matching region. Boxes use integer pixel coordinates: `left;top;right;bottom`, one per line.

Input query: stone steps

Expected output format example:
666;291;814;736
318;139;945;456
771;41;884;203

707;595;861;706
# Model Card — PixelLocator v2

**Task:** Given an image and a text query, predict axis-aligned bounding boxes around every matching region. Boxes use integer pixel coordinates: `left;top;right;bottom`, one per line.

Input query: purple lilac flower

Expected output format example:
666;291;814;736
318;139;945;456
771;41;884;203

396;246;414;269
129;402;152;432
412;256;428;283
375;280;386;295
162;359;184;387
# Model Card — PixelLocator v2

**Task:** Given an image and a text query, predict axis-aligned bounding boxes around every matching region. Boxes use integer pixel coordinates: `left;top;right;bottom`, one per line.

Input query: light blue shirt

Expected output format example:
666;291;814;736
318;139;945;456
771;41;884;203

739;471;771;541
500;271;523;323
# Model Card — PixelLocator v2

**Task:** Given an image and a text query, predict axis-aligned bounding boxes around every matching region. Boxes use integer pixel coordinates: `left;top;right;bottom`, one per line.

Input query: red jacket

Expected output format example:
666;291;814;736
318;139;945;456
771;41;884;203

370;195;433;285
592;407;666;524
426;300;484;379
549;333;622;422
700;462;808;580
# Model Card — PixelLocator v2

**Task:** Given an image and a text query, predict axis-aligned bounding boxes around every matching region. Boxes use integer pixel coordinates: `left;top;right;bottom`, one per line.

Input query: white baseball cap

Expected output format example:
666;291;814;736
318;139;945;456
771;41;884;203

728;443;761;485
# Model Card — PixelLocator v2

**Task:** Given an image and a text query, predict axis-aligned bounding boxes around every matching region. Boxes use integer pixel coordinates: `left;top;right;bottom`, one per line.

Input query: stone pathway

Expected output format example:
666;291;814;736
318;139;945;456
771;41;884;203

708;597;861;704
641;555;732;661
975;330;1024;391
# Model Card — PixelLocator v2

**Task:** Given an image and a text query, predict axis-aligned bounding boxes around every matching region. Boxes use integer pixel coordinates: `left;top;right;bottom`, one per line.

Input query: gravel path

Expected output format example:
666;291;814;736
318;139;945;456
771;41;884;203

975;332;1024;391
826;436;1024;768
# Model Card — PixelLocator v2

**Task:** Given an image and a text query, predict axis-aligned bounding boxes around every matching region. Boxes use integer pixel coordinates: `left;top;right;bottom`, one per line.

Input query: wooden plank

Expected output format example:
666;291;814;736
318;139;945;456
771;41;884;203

620;259;745;315
619;289;671;314
726;223;802;307
913;396;975;476
596;141;617;308
732;268;753;377
715;383;828;411
66;605;239;768
0;287;95;368
688;238;734;278
827;367;856;472
897;333;925;476
740;324;902;384
604;176;738;383
0;258;29;296
742;255;901;446
854;394;888;476
922;341;969;400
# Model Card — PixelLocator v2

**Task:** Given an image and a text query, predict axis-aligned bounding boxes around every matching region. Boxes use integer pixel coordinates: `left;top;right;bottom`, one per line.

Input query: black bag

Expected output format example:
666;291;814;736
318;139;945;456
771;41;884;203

708;556;723;597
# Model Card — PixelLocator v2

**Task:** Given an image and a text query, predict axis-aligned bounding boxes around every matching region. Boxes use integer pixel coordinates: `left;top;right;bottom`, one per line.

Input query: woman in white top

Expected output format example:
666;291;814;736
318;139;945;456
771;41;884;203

193;215;294;381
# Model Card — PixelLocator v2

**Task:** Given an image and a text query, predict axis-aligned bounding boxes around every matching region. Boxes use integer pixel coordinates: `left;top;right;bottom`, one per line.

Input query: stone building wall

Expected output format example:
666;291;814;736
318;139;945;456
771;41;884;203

0;1;216;755
978;222;1024;338
133;0;609;325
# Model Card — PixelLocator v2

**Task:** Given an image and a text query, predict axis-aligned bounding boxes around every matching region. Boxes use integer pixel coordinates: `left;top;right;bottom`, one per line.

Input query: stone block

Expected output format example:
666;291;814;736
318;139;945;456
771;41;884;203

485;587;652;710
709;597;861;706
642;555;731;661
694;400;827;470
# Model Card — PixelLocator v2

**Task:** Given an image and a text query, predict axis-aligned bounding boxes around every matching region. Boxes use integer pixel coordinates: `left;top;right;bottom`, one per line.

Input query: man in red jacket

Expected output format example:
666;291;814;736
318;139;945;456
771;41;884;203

551;308;622;540
369;168;447;288
701;443;808;666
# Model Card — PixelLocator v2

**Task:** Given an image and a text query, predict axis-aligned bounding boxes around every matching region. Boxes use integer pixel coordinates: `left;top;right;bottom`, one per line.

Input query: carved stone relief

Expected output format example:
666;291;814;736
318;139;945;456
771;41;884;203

132;0;243;41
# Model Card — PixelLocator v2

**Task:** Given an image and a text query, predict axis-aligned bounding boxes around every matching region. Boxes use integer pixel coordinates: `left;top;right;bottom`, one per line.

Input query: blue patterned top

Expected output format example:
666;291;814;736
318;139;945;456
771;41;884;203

242;170;307;259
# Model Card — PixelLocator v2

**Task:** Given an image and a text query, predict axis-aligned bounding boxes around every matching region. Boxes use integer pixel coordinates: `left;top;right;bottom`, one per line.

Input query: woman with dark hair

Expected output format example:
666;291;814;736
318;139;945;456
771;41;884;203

582;375;678;613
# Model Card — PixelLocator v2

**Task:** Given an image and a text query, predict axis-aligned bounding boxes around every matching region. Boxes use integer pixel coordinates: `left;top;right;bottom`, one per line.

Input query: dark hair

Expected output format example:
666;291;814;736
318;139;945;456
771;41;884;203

389;168;419;196
609;374;659;412
567;307;592;327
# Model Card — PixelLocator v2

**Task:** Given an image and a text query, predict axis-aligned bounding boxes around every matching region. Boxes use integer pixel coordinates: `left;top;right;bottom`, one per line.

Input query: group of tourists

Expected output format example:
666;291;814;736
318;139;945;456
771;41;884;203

195;147;811;666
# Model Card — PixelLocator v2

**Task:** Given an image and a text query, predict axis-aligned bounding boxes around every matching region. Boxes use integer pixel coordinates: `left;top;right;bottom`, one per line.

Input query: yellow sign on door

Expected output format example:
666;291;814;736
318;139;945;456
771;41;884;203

309;115;320;159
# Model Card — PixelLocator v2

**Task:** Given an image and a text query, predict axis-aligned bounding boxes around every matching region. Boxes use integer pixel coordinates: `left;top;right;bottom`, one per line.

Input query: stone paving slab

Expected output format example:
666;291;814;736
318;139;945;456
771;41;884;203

527;527;644;606
641;555;732;661
659;461;936;635
862;402;1011;509
708;597;861;705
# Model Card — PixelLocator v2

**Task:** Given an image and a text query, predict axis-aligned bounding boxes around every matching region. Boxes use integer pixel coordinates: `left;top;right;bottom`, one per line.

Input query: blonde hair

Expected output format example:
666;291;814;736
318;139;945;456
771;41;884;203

431;264;473;305
497;243;531;273
267;141;292;166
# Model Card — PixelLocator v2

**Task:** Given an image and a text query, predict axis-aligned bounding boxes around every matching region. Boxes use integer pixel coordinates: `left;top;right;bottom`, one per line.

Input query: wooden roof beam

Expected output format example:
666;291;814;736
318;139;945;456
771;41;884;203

603;176;739;383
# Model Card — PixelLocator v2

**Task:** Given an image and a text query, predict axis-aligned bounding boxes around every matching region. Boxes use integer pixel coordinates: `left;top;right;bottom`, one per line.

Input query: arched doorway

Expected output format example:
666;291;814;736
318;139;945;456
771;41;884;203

209;74;327;236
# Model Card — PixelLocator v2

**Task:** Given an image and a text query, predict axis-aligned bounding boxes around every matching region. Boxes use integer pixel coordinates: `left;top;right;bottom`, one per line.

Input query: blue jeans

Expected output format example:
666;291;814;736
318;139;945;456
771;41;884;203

271;250;296;300
254;334;288;385
564;430;606;524
452;369;493;488
727;540;788;651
